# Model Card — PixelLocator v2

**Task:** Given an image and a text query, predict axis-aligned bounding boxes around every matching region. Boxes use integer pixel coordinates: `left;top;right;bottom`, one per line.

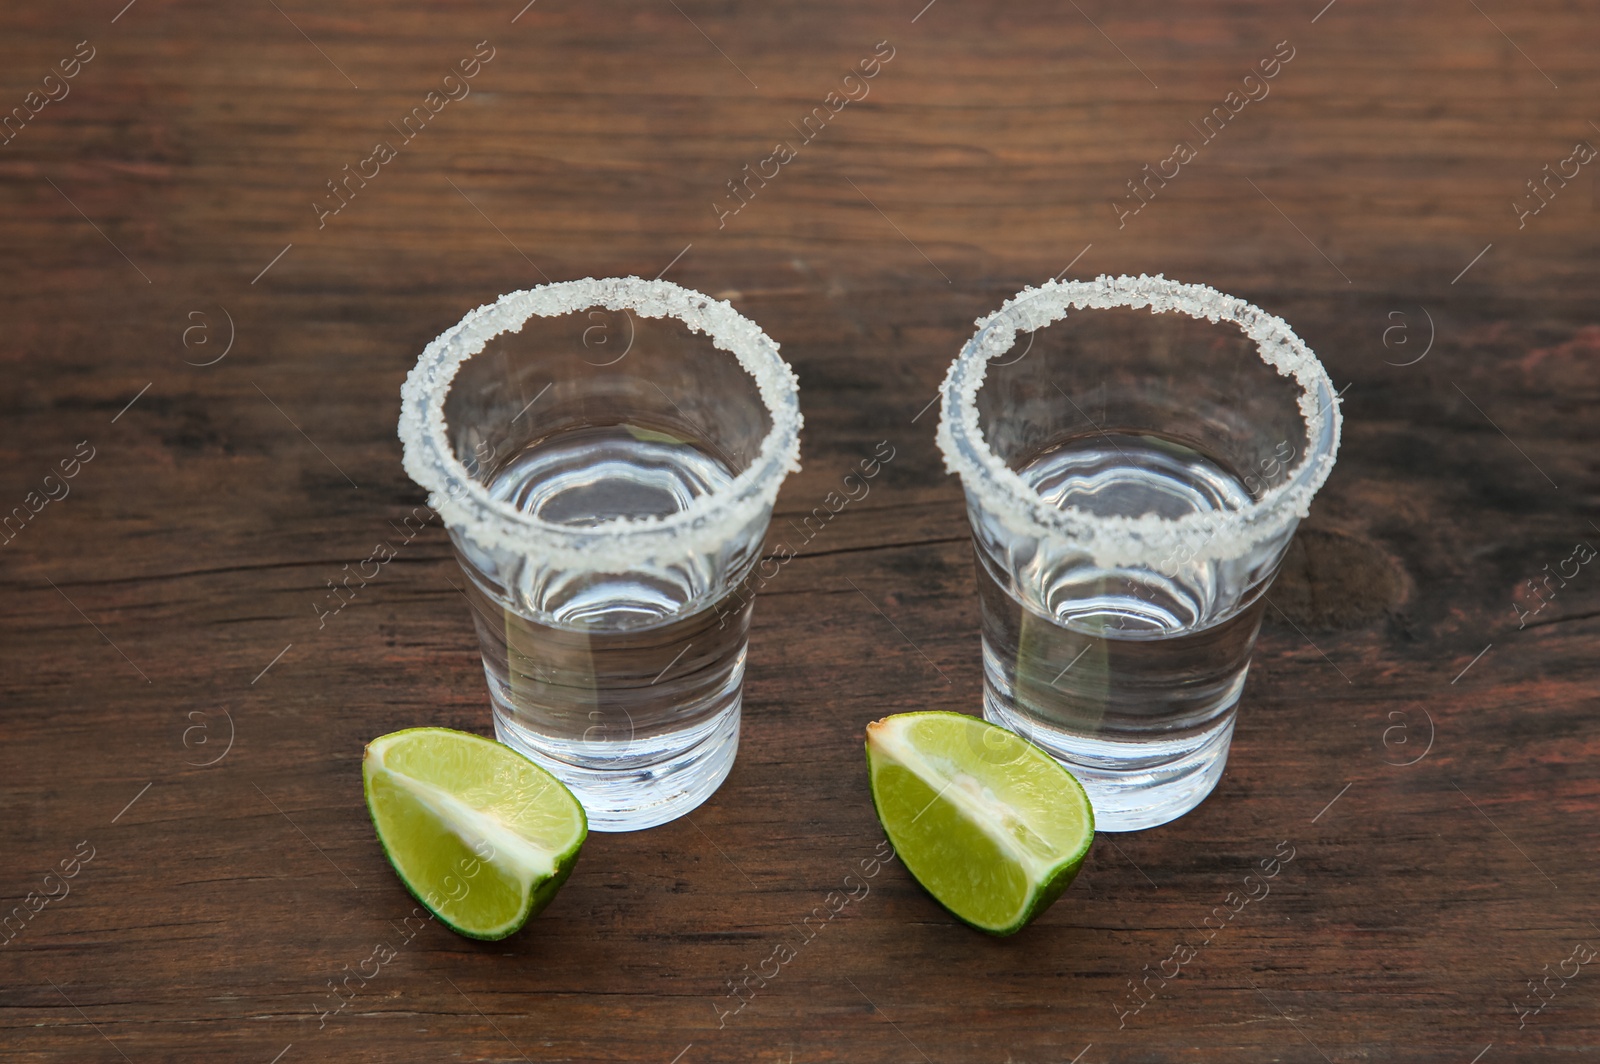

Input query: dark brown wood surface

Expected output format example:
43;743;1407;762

2;1;1597;1061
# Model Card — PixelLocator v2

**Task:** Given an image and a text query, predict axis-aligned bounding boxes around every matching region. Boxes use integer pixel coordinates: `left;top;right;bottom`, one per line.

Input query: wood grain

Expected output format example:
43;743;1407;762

1;0;1596;1061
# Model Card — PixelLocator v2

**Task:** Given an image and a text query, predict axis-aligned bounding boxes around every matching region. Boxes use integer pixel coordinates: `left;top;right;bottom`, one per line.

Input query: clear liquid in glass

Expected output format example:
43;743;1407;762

453;422;758;831
973;431;1289;831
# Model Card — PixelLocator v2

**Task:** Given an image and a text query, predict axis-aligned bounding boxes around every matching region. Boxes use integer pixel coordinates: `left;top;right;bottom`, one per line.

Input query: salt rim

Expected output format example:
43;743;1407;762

398;277;802;570
935;274;1342;569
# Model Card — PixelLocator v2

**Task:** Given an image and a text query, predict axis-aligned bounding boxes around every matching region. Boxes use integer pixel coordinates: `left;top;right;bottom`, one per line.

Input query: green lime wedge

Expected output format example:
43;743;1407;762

363;727;586;940
865;711;1094;935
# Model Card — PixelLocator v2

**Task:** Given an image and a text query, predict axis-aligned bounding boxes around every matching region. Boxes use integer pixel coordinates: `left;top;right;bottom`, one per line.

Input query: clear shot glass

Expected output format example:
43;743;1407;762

399;278;802;831
936;275;1341;831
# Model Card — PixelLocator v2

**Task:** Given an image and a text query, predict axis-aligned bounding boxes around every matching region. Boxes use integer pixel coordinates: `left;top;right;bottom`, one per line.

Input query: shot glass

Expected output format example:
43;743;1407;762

399;278;802;831
936;275;1341;831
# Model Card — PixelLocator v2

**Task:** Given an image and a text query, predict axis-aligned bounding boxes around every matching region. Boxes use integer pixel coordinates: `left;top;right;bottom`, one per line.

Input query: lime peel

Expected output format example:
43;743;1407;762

363;727;587;941
866;711;1094;936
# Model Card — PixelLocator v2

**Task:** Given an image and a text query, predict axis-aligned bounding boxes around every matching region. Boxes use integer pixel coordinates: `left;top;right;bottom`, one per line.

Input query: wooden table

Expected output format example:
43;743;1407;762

3;1;1596;1060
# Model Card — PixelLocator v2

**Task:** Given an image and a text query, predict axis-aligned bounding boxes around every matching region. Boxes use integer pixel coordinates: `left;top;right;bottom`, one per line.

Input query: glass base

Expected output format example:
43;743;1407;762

493;701;740;832
983;700;1233;832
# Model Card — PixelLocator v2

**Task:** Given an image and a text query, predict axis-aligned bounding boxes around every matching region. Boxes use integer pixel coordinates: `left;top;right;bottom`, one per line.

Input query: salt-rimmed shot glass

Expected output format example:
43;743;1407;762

399;278;802;831
936;275;1341;831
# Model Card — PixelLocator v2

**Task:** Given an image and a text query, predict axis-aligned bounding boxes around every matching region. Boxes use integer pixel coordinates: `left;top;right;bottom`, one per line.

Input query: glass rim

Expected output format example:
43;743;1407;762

935;273;1342;568
398;277;803;568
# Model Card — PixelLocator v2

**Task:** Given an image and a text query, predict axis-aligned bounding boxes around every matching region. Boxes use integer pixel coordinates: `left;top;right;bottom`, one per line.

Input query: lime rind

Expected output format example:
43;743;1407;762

866;712;1094;936
363;727;587;941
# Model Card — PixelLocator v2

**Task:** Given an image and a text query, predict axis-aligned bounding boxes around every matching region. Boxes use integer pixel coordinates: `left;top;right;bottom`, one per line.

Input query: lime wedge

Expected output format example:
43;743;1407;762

363;727;586;940
865;712;1094;935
